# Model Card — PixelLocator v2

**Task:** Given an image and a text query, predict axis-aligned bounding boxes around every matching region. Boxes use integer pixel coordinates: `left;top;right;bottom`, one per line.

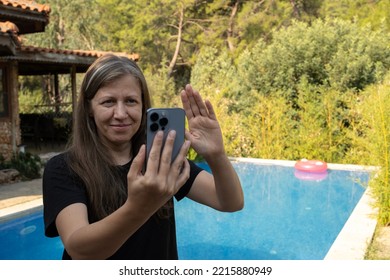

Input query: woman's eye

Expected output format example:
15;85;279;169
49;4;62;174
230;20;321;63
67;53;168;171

102;100;115;106
126;98;137;104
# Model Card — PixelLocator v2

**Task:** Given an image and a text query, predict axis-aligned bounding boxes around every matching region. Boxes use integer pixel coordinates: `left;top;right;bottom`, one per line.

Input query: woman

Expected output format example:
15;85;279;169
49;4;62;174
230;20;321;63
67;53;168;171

43;53;243;260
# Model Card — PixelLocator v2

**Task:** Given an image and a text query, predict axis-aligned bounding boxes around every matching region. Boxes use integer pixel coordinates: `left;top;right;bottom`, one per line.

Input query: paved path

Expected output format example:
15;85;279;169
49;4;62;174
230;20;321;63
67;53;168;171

0;179;43;217
0;152;57;214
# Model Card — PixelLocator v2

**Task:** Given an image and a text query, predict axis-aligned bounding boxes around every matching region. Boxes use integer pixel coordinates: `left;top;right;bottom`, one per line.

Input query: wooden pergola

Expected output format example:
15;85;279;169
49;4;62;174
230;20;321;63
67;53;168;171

0;1;138;159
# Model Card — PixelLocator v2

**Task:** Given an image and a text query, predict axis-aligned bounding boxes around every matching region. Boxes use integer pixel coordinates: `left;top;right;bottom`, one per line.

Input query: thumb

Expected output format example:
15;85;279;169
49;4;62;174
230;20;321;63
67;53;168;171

185;130;193;142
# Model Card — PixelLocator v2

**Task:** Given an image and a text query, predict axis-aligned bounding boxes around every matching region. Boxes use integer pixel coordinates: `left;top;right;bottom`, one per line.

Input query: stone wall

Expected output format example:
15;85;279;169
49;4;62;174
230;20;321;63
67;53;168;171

0;61;21;161
0;119;13;160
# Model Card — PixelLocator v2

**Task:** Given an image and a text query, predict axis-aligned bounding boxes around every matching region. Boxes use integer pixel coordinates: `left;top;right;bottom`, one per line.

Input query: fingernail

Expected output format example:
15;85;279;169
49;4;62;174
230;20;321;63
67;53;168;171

169;130;176;137
157;131;163;138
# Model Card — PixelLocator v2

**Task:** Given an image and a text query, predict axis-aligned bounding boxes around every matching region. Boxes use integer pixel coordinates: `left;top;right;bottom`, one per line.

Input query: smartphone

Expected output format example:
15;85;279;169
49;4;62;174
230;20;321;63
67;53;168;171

145;108;186;167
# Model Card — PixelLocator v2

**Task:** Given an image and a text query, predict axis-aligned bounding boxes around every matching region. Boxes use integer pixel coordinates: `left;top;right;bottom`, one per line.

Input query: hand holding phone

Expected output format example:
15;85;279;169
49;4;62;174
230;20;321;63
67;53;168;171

145;108;185;167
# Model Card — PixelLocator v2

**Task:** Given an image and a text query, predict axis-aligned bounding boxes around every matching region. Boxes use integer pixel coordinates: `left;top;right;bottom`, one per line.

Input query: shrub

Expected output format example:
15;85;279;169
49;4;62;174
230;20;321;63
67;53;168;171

3;152;43;180
357;74;390;225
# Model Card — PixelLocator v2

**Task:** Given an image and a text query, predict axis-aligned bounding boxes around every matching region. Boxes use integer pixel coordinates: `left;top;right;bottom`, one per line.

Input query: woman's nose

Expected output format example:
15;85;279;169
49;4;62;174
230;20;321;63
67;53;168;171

114;102;127;118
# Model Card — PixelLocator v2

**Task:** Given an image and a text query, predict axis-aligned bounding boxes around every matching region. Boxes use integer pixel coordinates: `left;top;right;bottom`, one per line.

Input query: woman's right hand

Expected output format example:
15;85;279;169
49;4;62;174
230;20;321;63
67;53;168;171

125;130;191;214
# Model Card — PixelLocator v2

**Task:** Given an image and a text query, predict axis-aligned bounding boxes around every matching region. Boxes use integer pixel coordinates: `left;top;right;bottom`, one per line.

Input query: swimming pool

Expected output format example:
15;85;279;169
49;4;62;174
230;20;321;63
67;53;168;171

0;207;63;260
0;159;372;260
176;160;371;260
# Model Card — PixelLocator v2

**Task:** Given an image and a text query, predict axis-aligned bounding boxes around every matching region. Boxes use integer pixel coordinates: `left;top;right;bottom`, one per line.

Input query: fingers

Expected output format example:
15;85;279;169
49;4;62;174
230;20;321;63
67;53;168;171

158;130;177;175
173;158;190;189
169;141;191;189
181;86;193;119
181;84;209;119
146;131;164;174
205;100;217;120
127;130;191;213
142;135;190;195
172;140;191;171
145;130;188;175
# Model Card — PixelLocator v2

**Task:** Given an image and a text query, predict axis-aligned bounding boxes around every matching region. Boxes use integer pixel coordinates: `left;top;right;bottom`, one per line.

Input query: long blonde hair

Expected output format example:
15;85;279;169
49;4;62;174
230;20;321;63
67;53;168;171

67;54;152;220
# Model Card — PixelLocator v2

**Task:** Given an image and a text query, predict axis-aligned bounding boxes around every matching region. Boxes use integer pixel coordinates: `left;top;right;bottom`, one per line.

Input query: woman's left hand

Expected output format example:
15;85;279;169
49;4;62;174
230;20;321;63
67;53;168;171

180;84;224;160
180;84;244;213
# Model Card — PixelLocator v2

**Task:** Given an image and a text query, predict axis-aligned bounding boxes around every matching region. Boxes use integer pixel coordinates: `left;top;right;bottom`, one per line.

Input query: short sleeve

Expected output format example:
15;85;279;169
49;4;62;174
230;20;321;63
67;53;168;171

174;160;203;201
42;153;87;237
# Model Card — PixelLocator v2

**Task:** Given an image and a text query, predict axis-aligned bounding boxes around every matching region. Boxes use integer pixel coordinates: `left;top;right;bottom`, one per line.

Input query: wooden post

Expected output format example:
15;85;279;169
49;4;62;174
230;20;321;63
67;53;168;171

54;73;60;114
71;65;77;131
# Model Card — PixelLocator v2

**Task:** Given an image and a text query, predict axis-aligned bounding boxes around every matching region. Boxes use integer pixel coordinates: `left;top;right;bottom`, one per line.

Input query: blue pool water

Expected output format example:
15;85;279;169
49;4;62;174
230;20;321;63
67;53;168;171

0;161;370;260
176;161;369;260
0;209;63;260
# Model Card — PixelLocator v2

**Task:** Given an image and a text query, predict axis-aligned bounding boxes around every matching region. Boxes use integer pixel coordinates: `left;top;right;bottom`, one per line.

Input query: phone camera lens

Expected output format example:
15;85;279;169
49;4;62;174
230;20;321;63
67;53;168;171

150;123;159;132
150;112;159;122
159;117;168;126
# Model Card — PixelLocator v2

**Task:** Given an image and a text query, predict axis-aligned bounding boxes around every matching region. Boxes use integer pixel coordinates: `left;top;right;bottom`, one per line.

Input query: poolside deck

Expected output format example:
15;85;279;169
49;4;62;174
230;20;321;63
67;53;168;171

0;178;43;218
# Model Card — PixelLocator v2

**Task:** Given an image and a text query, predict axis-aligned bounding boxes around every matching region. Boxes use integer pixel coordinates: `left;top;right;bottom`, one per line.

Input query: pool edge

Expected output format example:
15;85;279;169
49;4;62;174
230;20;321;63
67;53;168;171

0;198;43;220
324;187;378;260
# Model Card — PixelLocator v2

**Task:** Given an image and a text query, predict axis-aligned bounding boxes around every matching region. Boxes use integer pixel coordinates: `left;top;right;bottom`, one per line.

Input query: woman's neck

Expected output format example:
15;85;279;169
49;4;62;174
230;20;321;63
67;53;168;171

108;143;132;166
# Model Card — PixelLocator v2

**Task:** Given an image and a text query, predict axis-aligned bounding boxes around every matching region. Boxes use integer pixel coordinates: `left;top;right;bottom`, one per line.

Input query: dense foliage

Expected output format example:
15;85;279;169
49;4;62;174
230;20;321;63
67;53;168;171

20;0;390;225
0;152;43;180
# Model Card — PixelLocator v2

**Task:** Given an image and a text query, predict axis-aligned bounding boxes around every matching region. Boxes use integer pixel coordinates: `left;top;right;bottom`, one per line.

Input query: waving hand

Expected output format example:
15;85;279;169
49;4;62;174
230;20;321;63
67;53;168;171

180;84;224;160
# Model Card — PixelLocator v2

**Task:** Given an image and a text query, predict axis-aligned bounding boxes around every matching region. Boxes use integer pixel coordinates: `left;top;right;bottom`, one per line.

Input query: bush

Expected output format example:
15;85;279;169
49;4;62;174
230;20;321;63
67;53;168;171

357;74;390;225
237;18;390;99
1;152;43;180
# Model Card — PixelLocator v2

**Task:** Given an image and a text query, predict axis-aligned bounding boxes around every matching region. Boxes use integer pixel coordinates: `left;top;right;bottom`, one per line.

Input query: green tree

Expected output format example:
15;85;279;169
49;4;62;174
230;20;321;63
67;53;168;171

143;59;178;108
320;0;390;32
96;0;207;74
24;0;105;50
237;18;390;100
200;0;323;56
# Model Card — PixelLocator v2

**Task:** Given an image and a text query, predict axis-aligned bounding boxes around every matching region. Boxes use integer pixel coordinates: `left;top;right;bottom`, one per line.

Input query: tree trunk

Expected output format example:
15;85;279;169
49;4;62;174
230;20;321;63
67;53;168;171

290;0;301;18
167;5;184;78
227;0;240;52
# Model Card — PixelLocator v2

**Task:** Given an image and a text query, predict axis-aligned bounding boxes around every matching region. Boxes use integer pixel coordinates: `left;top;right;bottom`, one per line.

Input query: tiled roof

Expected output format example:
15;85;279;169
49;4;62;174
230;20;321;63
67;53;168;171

0;20;19;33
0;20;22;46
0;0;50;14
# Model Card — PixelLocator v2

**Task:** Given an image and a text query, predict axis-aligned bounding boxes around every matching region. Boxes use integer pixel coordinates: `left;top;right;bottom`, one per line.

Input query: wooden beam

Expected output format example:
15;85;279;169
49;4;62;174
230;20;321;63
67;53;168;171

71;65;76;131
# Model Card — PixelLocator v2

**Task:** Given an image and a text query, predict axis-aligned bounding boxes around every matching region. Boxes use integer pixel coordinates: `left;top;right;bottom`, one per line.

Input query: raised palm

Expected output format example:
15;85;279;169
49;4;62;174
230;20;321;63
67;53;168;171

180;85;224;159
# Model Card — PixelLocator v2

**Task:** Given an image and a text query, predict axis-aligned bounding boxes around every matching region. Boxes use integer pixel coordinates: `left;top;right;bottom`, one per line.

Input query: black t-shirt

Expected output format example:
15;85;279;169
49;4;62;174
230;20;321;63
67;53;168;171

42;153;203;260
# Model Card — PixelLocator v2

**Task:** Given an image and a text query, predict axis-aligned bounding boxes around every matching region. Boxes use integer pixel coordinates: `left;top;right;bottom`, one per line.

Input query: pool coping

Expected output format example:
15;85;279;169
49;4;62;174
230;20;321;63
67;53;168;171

230;157;379;260
0;157;379;260
0;198;43;221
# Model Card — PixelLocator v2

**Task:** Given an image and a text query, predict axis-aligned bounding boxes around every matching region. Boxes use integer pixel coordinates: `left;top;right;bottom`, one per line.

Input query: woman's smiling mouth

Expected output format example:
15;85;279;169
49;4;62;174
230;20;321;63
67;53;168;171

110;123;131;131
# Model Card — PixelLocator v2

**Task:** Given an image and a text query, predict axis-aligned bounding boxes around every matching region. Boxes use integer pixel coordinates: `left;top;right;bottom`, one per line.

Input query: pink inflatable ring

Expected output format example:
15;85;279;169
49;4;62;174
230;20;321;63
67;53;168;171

294;159;327;173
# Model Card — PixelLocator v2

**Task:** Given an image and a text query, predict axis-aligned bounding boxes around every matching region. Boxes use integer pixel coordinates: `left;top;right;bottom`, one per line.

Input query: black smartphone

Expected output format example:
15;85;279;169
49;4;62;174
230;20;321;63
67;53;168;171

145;108;186;167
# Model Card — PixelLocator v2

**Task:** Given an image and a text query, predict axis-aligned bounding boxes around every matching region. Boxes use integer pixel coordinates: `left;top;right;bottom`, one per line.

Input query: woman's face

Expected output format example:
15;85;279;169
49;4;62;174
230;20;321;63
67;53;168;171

90;74;143;149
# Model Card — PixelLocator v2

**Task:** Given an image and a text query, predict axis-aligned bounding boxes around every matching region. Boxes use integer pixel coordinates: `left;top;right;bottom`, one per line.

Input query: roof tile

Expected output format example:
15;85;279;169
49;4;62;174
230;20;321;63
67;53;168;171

0;0;50;14
0;20;22;45
0;20;19;33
